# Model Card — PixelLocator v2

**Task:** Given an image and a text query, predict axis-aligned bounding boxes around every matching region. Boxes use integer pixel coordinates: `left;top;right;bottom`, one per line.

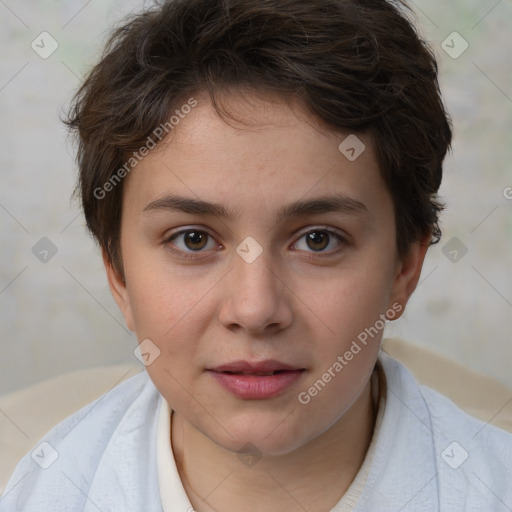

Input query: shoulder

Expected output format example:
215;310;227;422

419;383;512;500
0;370;162;511
34;369;157;449
378;352;512;507
418;381;512;444
379;349;512;445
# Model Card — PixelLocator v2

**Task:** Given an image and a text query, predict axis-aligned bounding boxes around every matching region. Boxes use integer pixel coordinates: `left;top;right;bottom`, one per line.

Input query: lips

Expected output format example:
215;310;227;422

210;360;302;373
207;360;305;399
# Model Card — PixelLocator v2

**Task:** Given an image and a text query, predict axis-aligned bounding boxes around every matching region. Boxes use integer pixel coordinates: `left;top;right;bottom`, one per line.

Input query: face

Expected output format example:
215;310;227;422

106;90;427;456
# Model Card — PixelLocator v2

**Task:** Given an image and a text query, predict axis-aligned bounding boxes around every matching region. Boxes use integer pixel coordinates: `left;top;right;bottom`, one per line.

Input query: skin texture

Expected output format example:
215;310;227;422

104;90;429;511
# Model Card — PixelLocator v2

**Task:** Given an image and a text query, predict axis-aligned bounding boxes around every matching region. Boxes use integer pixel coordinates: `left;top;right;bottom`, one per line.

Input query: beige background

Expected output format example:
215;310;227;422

1;0;511;393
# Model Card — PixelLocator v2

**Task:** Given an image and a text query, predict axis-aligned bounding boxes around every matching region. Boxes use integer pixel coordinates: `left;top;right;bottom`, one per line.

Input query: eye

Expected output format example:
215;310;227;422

164;229;219;256
292;228;346;255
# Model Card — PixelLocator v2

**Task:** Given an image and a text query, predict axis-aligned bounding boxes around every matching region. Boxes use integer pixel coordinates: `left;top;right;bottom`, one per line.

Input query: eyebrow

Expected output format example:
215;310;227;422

143;193;368;223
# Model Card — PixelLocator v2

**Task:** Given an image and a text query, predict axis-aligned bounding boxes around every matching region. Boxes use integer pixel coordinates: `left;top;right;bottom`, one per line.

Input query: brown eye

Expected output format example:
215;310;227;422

305;231;330;251
292;228;346;257
165;229;217;255
183;231;208;251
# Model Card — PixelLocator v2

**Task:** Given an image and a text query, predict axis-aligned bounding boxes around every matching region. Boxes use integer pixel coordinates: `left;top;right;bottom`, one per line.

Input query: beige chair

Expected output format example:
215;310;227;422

1;337;511;494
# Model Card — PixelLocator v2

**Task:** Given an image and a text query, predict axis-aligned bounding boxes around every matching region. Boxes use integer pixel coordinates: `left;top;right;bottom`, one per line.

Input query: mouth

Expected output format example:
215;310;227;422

221;370;295;376
207;360;306;399
209;360;304;374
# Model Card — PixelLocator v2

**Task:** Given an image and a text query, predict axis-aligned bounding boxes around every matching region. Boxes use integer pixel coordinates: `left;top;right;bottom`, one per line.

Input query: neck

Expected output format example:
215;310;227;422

171;377;377;512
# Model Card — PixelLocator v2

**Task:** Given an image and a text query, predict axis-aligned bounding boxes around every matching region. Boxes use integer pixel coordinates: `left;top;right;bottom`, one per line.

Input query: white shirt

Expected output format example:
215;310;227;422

2;352;512;511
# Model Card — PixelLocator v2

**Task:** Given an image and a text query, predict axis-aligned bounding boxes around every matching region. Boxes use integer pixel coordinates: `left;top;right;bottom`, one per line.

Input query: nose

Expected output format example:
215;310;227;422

217;247;293;336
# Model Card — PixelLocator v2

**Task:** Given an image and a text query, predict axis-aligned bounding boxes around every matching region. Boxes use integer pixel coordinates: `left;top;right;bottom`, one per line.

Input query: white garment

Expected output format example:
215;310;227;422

1;352;511;511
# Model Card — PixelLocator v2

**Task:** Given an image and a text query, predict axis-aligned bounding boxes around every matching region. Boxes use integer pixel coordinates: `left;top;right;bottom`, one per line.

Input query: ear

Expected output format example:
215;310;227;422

387;232;431;320
102;248;135;332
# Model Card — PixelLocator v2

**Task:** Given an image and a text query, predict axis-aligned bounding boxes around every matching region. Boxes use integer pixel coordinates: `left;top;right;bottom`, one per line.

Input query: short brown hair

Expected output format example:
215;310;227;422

65;0;452;275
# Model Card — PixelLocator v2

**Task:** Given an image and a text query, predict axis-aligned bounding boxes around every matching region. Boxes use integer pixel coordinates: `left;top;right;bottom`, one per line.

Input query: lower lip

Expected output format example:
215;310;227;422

208;370;305;399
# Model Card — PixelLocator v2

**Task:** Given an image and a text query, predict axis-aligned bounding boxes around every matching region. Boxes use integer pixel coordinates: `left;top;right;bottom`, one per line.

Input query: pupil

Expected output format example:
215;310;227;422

307;231;328;251
185;231;207;250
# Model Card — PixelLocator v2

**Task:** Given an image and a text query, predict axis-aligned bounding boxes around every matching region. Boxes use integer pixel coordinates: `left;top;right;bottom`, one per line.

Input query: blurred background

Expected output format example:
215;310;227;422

1;0;511;394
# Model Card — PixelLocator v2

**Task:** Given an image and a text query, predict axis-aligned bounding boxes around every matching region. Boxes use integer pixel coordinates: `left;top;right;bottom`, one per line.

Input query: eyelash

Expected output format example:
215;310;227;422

162;226;347;261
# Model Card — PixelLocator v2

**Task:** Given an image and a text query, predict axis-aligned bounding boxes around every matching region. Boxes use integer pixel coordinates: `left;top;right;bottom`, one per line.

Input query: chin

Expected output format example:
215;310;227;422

207;414;319;458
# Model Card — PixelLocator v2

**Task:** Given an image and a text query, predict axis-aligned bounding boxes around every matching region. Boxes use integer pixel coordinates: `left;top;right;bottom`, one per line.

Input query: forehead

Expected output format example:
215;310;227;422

122;90;390;222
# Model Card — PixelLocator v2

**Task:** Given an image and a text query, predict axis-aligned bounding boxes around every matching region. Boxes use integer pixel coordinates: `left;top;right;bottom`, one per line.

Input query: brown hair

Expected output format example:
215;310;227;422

65;0;452;275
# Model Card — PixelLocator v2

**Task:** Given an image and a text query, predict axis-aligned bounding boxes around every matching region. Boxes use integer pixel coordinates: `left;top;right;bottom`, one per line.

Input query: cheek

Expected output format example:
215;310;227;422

303;285;385;394
292;277;387;440
122;242;204;336
305;263;394;344
296;253;395;403
123;257;221;386
125;266;212;409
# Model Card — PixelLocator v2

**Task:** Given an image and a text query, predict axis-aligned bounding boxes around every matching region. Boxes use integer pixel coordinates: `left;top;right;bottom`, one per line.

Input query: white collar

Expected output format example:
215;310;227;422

157;397;195;511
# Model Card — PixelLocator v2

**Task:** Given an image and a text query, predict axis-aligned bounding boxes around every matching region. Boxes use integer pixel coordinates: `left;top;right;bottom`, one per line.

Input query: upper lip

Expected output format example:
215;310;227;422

209;360;304;373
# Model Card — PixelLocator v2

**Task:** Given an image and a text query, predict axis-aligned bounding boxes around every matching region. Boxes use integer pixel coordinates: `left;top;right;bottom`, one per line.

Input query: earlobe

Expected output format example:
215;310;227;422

388;233;431;319
102;249;135;332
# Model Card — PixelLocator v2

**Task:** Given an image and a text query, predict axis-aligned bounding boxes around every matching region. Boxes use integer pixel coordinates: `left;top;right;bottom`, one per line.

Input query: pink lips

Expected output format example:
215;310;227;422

207;360;305;399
